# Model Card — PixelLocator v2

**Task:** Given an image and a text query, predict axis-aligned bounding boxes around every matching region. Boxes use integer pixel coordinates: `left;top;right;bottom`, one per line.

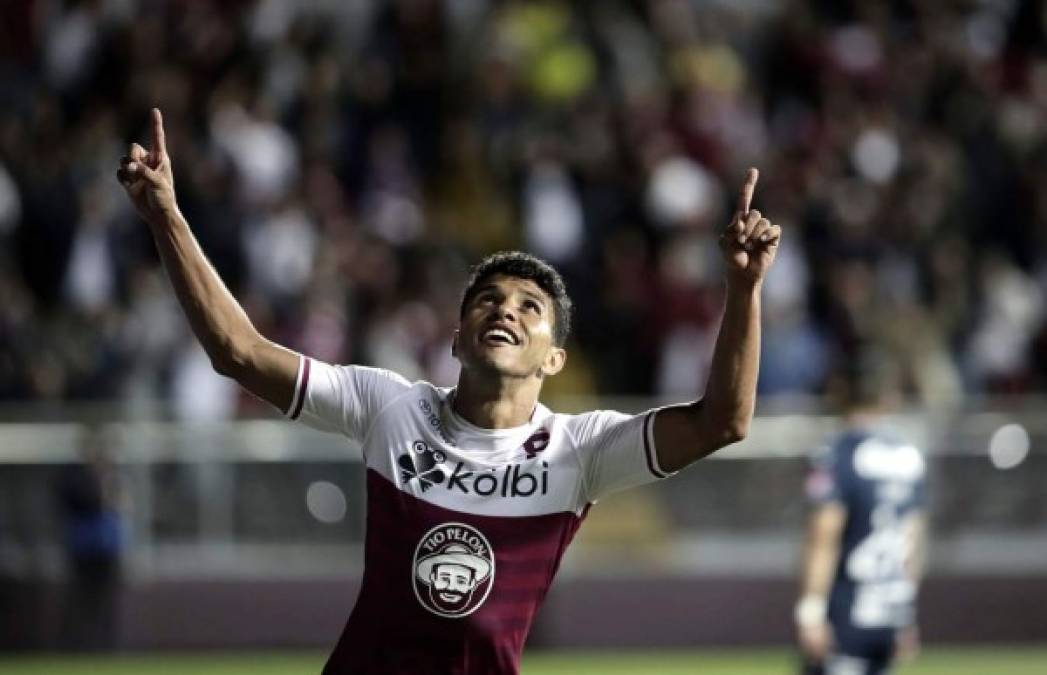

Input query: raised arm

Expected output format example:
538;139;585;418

652;168;781;472
117;108;299;412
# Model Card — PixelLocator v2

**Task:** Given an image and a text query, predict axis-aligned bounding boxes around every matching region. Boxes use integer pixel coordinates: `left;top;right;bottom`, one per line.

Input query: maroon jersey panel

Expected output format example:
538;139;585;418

321;469;587;675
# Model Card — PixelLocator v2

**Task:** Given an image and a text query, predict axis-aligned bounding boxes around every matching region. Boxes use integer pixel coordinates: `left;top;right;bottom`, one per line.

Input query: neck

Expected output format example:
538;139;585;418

452;370;542;429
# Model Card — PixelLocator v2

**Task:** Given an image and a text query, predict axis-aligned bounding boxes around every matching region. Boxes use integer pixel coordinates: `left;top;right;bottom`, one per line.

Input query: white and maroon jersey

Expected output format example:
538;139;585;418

285;357;675;675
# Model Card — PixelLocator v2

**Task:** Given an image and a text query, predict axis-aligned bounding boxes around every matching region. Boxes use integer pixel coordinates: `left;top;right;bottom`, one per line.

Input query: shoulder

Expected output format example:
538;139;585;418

304;360;413;395
836;429;869;453
554;408;636;444
324;363;431;418
368;375;446;417
343;364;414;390
812;430;853;465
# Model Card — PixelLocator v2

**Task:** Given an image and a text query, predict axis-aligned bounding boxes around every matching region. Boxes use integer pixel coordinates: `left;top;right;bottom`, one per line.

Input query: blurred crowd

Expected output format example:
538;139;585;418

1;0;1046;418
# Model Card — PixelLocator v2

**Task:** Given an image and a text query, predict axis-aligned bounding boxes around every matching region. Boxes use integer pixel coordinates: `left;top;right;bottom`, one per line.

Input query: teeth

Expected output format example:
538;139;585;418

484;328;516;344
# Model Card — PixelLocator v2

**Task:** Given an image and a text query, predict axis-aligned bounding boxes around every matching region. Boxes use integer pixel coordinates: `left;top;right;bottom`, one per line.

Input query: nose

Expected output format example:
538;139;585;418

488;302;517;323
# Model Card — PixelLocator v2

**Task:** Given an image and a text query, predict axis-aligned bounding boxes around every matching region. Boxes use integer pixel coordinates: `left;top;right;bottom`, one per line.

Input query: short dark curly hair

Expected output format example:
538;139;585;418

459;251;572;346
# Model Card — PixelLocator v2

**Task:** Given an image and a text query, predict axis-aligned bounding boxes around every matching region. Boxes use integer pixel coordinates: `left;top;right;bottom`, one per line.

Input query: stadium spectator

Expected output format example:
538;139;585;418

0;1;1045;407
56;425;125;651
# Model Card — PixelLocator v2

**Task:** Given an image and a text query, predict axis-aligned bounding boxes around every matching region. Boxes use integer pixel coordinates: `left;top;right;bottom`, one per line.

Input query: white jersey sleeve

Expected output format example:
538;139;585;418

284;356;412;442
567;408;676;503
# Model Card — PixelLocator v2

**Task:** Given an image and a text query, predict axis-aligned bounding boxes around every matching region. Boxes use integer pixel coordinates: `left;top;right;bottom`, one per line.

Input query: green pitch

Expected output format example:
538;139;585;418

1;647;1045;674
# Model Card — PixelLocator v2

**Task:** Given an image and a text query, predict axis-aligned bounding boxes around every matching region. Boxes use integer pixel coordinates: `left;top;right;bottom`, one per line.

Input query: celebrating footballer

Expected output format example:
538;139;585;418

118;107;780;674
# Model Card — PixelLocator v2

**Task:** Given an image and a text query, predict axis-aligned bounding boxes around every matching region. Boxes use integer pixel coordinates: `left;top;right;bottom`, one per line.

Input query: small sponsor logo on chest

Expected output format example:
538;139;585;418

418;399;455;445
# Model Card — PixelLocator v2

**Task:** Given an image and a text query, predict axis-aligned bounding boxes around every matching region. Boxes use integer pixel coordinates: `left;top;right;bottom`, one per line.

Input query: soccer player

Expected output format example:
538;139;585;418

797;354;928;675
117;108;781;674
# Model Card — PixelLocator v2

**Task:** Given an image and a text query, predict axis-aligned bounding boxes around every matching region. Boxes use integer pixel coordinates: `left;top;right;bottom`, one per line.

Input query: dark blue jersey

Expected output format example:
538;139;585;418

806;425;927;638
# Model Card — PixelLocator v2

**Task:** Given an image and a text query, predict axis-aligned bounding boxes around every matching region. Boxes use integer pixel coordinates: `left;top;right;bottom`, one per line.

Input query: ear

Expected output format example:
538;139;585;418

541;346;566;377
451;329;460;359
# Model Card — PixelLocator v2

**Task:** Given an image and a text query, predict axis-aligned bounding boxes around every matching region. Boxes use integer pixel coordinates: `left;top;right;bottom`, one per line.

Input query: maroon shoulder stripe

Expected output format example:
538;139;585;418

290;357;311;420
643;412;668;479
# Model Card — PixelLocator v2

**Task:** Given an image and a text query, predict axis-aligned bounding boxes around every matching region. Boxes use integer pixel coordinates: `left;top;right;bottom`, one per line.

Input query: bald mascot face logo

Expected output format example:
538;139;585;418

413;523;495;618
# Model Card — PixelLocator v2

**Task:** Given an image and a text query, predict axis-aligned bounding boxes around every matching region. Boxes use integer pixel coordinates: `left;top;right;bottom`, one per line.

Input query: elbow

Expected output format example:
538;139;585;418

209;342;251;379
691;404;751;452
210;354;237;378
721;419;750;445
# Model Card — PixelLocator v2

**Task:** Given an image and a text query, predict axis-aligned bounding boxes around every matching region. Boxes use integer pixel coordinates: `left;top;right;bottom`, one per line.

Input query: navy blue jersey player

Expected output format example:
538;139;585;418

796;355;928;675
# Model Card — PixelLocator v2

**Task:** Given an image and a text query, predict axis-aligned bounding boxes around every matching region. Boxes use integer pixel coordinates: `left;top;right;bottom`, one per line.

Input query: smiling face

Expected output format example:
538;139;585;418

429;563;477;613
453;274;566;380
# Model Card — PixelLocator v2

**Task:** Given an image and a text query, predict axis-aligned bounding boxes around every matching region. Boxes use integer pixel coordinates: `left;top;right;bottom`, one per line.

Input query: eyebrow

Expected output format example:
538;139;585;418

519;289;548;308
472;284;549;309
473;284;501;297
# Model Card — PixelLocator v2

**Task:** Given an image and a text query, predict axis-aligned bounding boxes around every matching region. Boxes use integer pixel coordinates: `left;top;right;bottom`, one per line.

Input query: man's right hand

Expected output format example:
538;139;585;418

117;107;177;226
895;624;920;663
798;620;834;662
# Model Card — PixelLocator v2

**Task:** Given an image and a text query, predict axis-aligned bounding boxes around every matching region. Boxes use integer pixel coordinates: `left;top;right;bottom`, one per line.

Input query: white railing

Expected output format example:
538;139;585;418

0;402;1042;580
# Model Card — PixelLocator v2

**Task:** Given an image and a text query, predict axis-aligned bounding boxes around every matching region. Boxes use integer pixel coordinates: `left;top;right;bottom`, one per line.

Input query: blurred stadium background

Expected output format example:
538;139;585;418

1;0;1046;672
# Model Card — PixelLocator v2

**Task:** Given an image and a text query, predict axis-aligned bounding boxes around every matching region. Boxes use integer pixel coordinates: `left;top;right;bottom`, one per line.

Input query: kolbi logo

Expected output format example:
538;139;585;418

446;461;549;497
413;522;495;618
398;438;551;498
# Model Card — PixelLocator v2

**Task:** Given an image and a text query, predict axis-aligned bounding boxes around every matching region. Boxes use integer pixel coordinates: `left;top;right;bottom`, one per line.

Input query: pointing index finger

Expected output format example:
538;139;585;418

738;167;759;216
151;108;166;157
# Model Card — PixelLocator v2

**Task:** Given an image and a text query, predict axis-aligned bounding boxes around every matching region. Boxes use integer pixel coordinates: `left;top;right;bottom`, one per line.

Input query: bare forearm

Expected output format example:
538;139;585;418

906;514;928;584
800;505;846;599
119;109;298;412
149;208;258;371
795;506;844;654
650;168;778;471
802;536;839;599
652;278;762;471
698;277;762;443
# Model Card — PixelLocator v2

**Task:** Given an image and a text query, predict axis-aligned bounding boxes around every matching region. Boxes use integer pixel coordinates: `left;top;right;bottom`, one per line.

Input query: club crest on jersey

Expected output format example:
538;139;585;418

413;522;495;618
522;429;550;459
398;441;447;491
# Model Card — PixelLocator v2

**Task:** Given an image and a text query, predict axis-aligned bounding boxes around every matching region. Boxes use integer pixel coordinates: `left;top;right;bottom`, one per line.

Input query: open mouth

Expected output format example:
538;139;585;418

439;592;463;602
481;325;520;346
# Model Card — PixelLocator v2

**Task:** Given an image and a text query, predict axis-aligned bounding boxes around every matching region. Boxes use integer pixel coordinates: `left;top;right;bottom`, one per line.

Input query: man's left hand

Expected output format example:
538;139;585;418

719;167;781;284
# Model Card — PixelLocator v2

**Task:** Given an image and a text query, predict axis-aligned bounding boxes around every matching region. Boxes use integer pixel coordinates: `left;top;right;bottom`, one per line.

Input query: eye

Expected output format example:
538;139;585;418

523;299;542;313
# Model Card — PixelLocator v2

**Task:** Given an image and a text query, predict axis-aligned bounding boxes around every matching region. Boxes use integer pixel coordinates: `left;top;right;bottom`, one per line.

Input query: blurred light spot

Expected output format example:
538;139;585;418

647;156;717;227
829;25;882;73
306;481;347;523
531;42;596;102
525;161;583;263
966;12;1006;62
852;128;900;185
988;424;1030;470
